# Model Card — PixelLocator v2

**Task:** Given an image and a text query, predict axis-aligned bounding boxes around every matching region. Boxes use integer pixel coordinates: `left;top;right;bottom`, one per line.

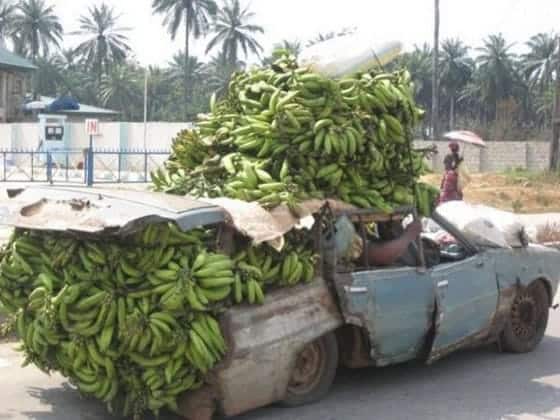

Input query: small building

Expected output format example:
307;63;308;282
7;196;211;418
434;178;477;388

25;96;119;122
0;47;35;122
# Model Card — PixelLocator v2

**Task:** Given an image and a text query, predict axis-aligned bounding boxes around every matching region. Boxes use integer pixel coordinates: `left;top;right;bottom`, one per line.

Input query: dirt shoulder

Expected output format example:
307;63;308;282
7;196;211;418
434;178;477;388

423;170;560;214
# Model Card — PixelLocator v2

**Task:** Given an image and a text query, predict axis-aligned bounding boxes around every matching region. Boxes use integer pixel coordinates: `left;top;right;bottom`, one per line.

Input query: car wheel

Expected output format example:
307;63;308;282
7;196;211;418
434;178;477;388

281;332;338;407
500;281;549;353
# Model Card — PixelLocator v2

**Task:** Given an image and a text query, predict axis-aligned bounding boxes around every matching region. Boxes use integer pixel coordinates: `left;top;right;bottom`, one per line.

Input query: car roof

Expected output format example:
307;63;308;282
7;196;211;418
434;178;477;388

0;186;226;236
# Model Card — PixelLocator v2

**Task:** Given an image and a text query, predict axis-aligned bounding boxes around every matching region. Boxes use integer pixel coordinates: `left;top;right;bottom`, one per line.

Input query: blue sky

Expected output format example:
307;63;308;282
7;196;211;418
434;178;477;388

53;0;560;66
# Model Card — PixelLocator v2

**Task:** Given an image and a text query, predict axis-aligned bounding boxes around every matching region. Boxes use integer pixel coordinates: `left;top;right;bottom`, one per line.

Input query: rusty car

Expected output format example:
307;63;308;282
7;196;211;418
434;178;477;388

1;186;559;419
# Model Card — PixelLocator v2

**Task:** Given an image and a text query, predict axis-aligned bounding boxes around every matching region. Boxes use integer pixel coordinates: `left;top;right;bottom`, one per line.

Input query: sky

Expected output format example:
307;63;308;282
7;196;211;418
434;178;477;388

52;0;560;66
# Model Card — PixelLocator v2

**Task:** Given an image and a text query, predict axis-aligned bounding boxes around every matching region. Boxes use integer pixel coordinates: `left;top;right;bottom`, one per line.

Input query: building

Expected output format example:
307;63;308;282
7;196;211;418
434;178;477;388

0;47;35;122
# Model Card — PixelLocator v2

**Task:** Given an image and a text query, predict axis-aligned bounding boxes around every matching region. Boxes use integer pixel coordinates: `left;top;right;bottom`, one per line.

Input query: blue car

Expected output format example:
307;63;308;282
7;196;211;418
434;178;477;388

2;187;559;419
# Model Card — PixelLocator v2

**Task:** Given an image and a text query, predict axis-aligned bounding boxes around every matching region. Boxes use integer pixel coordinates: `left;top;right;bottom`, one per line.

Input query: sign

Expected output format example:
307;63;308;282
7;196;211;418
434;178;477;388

85;119;99;136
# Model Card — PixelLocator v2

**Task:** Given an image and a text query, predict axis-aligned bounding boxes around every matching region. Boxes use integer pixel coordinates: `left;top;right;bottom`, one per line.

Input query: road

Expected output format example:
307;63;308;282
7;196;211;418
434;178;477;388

2;307;560;420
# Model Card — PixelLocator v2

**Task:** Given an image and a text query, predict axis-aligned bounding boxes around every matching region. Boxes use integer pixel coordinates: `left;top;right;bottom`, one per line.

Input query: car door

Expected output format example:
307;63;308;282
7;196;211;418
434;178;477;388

335;266;435;367
428;252;498;363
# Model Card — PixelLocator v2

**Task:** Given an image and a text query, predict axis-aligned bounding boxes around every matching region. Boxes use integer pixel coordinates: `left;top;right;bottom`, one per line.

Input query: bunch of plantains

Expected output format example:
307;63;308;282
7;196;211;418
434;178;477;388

152;53;436;215
0;222;317;418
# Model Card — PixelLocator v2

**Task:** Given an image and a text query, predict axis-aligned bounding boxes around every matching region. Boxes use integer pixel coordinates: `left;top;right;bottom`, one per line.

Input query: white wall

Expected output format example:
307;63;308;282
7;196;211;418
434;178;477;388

2;121;191;151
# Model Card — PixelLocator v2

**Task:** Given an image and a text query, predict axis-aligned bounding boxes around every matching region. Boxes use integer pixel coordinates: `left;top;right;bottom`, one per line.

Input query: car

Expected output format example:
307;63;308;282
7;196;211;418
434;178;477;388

2;186;559;419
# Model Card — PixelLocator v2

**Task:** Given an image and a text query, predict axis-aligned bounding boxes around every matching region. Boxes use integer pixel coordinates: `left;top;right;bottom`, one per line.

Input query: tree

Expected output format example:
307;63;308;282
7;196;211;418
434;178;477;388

206;0;264;66
262;39;302;66
13;0;63;61
72;3;131;81
391;44;433;128
167;52;210;119
99;64;142;120
522;32;558;93
475;33;518;119
207;49;243;96
306;27;355;48
0;0;16;45
439;38;473;129
152;0;217;117
431;0;440;140
34;54;64;96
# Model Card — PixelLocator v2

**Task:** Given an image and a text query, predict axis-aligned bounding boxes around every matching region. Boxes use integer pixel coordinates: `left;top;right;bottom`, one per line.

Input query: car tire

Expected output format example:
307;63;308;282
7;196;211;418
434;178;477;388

281;332;338;407
500;280;549;353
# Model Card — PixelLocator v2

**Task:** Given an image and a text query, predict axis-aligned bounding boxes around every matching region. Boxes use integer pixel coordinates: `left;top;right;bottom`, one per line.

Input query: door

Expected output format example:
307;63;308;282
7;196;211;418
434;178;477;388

337;266;435;366
428;253;498;363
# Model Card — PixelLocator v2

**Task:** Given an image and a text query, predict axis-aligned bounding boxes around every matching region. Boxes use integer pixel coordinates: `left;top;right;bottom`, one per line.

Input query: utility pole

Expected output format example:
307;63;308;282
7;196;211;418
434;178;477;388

143;69;149;151
431;0;440;141
549;34;560;171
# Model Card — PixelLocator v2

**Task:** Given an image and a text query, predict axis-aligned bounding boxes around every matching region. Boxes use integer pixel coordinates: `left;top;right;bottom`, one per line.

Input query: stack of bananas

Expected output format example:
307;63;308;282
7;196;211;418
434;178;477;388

0;222;317;418
152;53;436;216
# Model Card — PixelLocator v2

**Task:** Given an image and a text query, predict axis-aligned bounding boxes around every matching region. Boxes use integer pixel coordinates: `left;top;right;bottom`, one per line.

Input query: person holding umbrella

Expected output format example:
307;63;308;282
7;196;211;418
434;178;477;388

437;141;464;205
437;131;483;205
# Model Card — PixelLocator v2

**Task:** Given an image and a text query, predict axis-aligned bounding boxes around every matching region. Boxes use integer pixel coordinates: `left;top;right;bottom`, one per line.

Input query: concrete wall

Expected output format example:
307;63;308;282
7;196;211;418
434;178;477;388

416;140;551;173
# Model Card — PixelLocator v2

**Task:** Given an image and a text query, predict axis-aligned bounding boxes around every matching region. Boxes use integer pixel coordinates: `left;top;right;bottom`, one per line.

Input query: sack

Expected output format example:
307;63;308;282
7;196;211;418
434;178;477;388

299;33;402;78
436;201;510;248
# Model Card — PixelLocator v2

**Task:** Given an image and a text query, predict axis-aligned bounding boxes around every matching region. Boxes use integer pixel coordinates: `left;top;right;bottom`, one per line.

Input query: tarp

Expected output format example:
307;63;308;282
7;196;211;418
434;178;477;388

48;96;80;112
202;197;358;250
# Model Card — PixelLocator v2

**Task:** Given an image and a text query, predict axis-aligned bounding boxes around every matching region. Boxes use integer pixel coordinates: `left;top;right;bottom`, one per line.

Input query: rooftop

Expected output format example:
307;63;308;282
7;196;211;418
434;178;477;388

40;96;119;116
0;48;36;71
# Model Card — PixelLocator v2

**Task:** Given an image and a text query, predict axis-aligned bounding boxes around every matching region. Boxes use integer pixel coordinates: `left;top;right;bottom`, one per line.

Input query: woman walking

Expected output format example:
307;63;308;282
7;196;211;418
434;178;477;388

437;141;466;205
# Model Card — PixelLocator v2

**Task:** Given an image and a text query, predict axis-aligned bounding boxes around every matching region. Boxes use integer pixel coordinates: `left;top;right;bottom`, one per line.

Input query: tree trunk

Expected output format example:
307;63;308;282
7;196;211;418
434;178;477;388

449;95;455;130
184;16;191;121
431;0;440;141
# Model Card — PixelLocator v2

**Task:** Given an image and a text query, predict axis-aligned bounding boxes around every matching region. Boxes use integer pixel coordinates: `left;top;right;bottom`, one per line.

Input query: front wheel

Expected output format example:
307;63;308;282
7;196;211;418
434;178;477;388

500;281;549;353
281;332;338;407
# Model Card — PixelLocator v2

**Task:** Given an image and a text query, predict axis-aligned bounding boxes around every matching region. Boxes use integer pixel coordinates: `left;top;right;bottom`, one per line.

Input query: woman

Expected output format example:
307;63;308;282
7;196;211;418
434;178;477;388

437;141;464;205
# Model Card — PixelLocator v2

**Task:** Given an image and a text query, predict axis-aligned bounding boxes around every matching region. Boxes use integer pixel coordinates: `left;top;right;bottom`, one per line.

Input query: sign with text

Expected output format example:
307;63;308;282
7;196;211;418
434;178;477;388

85;119;100;136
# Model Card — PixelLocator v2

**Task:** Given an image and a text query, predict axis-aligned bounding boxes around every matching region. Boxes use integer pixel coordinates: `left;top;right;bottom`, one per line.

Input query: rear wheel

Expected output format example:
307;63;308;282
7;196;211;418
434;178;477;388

500;281;549;353
281;332;338;407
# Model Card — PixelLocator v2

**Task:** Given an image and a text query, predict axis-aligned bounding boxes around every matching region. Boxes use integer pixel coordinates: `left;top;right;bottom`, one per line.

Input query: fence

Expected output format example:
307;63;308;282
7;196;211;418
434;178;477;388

0;148;170;185
415;140;551;172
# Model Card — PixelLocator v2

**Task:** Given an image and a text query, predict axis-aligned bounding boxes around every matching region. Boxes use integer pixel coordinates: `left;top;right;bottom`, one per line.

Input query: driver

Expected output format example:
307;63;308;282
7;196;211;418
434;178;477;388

337;217;423;267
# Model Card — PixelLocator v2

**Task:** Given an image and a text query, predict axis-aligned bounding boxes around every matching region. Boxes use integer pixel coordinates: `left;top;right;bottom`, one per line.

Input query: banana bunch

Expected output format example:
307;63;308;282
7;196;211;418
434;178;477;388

0;220;321;418
152;53;431;216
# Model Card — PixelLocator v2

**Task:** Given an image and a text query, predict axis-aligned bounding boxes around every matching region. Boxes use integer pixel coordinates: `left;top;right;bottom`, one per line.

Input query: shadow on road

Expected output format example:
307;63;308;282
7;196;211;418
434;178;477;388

237;335;560;420
14;335;560;420
21;383;114;420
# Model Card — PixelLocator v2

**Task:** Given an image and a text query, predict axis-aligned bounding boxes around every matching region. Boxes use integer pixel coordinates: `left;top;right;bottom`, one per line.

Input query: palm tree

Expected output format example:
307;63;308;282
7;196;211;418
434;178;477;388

475;33;518;119
0;0;16;45
275;39;302;58
522;32;558;93
207;50;243;96
306;28;354;48
99;64;141;120
390;44;433;138
205;0;264;66
34;54;65;96
439;38;473;129
71;3;131;81
13;0;63;61
167;52;207;86
152;0;217;116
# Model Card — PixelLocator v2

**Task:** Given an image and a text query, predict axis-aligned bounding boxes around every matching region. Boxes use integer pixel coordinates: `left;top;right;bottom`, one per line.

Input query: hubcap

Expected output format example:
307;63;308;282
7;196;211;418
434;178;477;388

511;292;540;340
288;341;325;396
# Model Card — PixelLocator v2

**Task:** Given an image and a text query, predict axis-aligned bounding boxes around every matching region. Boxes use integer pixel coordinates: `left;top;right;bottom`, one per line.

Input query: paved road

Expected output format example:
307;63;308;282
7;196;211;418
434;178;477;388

2;307;560;420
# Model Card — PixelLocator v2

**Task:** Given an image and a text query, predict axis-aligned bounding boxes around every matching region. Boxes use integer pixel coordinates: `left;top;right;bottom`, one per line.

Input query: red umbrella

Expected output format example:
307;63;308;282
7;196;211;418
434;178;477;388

443;130;486;148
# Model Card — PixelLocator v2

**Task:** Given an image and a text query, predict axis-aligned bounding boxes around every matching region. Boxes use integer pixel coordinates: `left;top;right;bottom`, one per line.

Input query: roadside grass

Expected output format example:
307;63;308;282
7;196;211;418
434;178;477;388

502;167;560;186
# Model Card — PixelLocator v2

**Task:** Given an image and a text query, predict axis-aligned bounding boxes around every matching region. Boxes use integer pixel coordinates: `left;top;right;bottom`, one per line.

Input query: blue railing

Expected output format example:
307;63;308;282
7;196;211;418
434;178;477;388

0;148;170;185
